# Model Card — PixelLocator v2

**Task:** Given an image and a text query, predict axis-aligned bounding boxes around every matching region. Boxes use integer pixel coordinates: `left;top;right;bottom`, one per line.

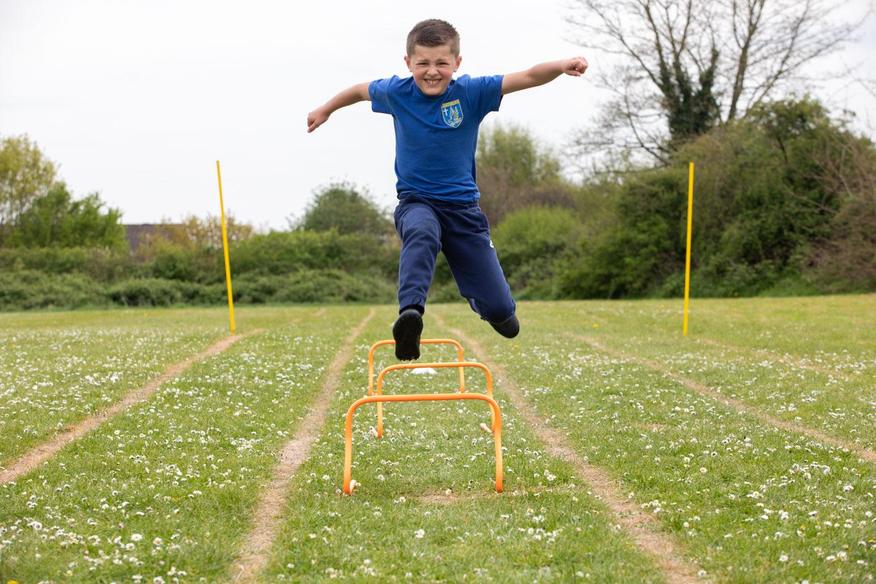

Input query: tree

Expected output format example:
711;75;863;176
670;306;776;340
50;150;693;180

476;124;576;225
129;215;255;283
7;183;126;249
562;96;873;299
805;108;876;291
0;135;58;241
492;206;583;298
568;0;862;164
160;214;255;250
558;168;687;298
297;183;393;237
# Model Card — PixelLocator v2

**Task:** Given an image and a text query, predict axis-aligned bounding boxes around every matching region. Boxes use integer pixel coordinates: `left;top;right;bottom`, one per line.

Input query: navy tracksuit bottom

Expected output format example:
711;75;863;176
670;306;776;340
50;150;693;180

393;195;516;324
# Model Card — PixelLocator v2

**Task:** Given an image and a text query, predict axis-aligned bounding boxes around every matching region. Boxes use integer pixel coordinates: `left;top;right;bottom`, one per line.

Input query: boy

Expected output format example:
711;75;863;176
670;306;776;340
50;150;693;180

307;19;587;360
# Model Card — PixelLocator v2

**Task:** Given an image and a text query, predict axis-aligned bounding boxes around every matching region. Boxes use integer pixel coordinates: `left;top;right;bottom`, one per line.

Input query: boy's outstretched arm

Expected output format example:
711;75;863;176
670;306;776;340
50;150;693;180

307;82;371;133
501;57;588;95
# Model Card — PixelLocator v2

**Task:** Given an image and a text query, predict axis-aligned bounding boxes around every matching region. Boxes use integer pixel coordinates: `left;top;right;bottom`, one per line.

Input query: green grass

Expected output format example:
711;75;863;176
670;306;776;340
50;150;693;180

0;308;228;464
0;297;874;582
261;311;661;582
0;306;366;581
564;295;876;363
433;298;876;582
592;334;876;448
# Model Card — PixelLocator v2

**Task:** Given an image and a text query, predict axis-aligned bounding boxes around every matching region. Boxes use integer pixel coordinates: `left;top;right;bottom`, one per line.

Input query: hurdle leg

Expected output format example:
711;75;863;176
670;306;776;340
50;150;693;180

377;402;384;438
343;402;357;494
488;400;503;492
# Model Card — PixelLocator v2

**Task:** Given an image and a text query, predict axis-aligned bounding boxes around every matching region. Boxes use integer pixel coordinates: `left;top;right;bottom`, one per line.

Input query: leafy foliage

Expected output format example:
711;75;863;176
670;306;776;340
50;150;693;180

558;169;687;298
0;246;133;281
232;230;397;279
297;183;393;237
7;183;126;249
0;135;58;240
0;269;107;310
3;98;874;310
492;206;582;298
553;97;876;298
235;270;395;304
476;124;576;225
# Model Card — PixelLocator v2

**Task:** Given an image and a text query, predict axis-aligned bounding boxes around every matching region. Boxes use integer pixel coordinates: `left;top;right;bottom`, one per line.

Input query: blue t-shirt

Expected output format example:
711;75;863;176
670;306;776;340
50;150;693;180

369;74;503;202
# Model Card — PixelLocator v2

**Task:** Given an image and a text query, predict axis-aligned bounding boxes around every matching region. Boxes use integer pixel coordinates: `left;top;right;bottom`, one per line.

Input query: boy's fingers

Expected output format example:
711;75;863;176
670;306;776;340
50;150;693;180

568;57;588;75
307;110;329;132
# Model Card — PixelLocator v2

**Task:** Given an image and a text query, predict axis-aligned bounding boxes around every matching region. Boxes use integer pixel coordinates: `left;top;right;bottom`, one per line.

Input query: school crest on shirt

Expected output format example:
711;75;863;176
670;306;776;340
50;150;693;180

441;99;463;128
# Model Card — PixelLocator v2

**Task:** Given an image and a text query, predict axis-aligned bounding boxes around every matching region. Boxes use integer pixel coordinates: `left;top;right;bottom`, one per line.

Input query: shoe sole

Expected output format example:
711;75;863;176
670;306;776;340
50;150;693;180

393;311;423;360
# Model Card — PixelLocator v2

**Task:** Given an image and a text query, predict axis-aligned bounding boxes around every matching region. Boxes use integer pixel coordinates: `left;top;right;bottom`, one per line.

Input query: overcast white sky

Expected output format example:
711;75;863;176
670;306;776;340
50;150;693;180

2;0;874;230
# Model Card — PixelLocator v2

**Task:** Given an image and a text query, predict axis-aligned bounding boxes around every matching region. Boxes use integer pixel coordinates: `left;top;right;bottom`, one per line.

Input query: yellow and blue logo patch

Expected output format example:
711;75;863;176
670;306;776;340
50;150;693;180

441;99;463;128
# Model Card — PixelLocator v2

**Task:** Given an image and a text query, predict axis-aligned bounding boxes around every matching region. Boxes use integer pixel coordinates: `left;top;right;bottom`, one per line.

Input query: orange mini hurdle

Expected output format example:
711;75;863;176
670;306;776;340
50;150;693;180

343;343;504;495
367;339;466;438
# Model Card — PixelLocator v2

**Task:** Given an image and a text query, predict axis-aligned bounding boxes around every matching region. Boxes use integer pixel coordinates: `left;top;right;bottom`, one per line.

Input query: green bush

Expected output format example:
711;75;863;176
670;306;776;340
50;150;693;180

298;183;394;237
0;270;393;311
108;278;225;307
108;278;182;307
671;98;871;296
0;247;135;281
493;206;582;299
231;230;396;277
0;269;108;310
149;246;196;281
558;169;687;298
234;270;394;304
552;97;876;299
6;183;127;249
476;124;575;226
232;275;282;304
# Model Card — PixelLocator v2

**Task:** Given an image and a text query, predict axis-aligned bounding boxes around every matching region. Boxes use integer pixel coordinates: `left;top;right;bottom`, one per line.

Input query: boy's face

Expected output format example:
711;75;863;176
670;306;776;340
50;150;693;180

404;43;461;97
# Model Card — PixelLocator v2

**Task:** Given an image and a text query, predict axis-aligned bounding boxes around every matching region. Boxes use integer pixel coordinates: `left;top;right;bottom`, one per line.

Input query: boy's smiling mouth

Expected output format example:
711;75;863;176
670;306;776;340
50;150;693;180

419;77;447;95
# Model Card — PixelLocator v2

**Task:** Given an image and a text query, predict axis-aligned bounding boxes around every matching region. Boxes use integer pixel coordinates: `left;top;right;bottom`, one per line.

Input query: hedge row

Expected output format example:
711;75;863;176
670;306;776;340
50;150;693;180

0;270;396;311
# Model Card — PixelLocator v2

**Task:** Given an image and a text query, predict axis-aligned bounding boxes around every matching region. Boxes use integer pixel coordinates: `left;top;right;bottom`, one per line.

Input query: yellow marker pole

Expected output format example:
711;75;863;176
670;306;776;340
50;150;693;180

683;161;695;336
216;160;236;334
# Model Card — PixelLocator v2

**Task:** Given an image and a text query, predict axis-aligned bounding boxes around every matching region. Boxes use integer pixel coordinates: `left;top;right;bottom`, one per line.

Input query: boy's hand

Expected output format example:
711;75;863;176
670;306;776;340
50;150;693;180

307;108;331;133
306;83;370;132
563;57;588;77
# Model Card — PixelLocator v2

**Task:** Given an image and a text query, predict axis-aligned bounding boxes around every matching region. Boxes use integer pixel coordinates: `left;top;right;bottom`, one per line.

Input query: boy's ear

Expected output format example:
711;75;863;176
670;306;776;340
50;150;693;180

404;55;412;71
455;55;462;71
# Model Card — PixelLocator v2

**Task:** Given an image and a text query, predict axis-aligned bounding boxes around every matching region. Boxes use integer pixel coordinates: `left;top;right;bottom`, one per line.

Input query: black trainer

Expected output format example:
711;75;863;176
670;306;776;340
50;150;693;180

392;308;423;360
489;313;520;338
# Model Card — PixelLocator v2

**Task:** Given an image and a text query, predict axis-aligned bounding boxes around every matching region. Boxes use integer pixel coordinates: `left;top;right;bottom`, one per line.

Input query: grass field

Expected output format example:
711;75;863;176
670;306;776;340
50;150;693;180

0;296;873;582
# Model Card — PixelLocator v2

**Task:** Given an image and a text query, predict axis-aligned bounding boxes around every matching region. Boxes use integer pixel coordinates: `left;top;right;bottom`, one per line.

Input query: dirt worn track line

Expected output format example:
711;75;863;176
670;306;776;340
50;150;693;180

0;331;259;485
697;337;854;381
229;309;375;583
433;313;704;584
578;336;876;464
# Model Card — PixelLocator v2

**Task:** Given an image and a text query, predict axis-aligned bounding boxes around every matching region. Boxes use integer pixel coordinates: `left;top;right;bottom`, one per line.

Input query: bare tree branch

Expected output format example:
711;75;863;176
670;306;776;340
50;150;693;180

566;0;865;164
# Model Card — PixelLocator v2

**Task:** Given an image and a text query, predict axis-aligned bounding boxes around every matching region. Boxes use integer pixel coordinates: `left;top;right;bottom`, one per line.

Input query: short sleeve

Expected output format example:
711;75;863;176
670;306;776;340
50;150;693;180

369;77;394;115
466;74;504;119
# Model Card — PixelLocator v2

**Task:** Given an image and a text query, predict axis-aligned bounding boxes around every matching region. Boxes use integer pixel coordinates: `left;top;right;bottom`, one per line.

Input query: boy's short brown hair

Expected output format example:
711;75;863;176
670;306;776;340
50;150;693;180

406;19;459;56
